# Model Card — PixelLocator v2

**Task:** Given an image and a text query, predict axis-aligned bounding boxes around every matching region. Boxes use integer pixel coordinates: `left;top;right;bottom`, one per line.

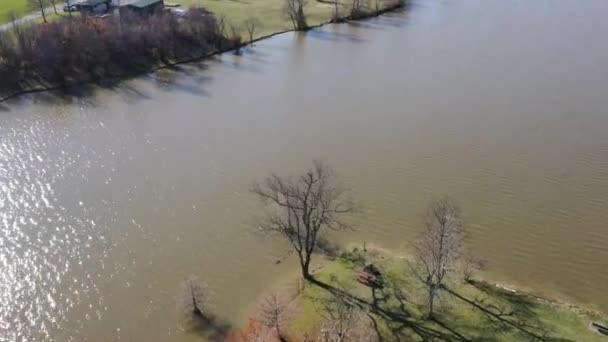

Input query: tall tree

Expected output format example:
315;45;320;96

27;0;48;23
244;18;261;46
283;0;308;30
252;161;355;280
66;0;72;17
50;0;58;15
414;197;464;319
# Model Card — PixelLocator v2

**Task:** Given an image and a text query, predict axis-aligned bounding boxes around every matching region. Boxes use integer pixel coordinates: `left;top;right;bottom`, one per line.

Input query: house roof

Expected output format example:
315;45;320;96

127;0;163;8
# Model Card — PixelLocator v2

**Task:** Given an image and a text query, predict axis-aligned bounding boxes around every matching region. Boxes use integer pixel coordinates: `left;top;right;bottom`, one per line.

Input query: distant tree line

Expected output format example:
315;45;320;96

0;9;241;96
283;0;407;31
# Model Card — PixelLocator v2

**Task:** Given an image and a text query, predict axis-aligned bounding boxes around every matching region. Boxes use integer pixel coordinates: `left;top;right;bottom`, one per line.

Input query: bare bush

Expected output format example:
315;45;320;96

284;0;309;31
461;254;488;283
332;0;340;20
350;0;367;19
244;18;262;45
257;292;293;339
252;161;355;280
414;197;464;319
318;295;377;342
229;24;243;54
178;276;209;317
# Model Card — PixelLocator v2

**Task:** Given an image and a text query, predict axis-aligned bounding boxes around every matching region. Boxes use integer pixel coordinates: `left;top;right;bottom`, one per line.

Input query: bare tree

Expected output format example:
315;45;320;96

244;18;261;46
178;276;209;317
318;295;377;342
252;161;355;280
229;24;243;54
284;0;308;31
414;197;464;319
213;14;228;49
350;0;366;19
332;0;340;21
27;0;48;23
50;0;58;14
460;254;488;283
257;292;293;340
66;0;72;17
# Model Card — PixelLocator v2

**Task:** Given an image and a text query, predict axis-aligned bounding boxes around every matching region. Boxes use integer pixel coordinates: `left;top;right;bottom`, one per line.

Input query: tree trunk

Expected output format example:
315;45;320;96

52;0;58;15
300;253;313;280
38;0;47;23
297;6;307;30
334;1;339;19
426;286;435;319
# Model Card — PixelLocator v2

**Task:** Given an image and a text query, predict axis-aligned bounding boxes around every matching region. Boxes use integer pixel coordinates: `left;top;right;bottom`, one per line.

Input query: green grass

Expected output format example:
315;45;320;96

0;0;29;24
173;0;369;37
29;11;80;24
4;0;384;36
289;247;607;341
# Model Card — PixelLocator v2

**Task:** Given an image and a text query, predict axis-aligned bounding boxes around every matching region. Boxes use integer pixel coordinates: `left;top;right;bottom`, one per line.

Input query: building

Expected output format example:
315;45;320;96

119;0;165;16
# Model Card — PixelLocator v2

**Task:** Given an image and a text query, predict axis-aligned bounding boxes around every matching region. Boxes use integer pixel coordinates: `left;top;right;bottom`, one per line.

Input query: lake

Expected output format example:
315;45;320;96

1;0;607;340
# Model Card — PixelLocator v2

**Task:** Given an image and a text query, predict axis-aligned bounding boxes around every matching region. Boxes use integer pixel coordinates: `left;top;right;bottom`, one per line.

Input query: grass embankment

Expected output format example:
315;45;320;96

0;0;28;24
288;246;607;341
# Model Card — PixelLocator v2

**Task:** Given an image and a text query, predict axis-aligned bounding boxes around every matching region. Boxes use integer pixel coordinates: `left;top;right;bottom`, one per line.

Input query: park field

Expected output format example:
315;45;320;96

282;246;607;341
173;0;344;37
3;0;378;37
0;0;29;24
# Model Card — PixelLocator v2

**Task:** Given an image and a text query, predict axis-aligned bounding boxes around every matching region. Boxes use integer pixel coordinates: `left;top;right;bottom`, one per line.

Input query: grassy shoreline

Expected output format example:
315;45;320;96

256;245;607;341
0;0;405;103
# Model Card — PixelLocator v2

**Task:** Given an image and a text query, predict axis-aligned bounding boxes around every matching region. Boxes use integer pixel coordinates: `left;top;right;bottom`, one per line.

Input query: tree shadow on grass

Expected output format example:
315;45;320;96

315;236;343;259
444;285;575;342
308;277;469;341
307;270;574;342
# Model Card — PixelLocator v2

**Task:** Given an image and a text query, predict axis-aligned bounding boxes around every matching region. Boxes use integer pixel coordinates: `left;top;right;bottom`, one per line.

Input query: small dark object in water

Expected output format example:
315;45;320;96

275;259;281;264
590;322;608;336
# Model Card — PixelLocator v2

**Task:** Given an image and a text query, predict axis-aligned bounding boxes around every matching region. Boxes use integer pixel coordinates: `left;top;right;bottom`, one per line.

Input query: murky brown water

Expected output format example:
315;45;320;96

2;0;608;340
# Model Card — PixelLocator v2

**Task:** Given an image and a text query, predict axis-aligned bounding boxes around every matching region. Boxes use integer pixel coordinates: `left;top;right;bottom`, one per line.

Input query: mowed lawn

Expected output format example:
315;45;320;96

0;0;29;24
173;0;339;37
4;0;371;35
287;247;608;341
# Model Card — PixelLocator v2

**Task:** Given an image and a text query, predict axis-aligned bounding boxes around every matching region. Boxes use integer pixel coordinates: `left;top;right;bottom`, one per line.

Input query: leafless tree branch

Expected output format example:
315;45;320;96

413;197;465;319
252;161;355;280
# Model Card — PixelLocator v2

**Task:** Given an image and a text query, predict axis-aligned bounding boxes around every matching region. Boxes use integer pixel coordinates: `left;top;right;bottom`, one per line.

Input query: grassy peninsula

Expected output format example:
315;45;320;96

245;246;607;341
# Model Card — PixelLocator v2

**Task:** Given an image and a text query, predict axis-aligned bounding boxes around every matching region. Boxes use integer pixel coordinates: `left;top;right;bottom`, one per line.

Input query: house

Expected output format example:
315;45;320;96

119;0;165;16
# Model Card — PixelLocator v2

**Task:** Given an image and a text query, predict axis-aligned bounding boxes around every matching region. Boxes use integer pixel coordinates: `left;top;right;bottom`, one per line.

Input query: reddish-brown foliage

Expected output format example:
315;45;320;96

0;9;240;94
226;319;281;342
